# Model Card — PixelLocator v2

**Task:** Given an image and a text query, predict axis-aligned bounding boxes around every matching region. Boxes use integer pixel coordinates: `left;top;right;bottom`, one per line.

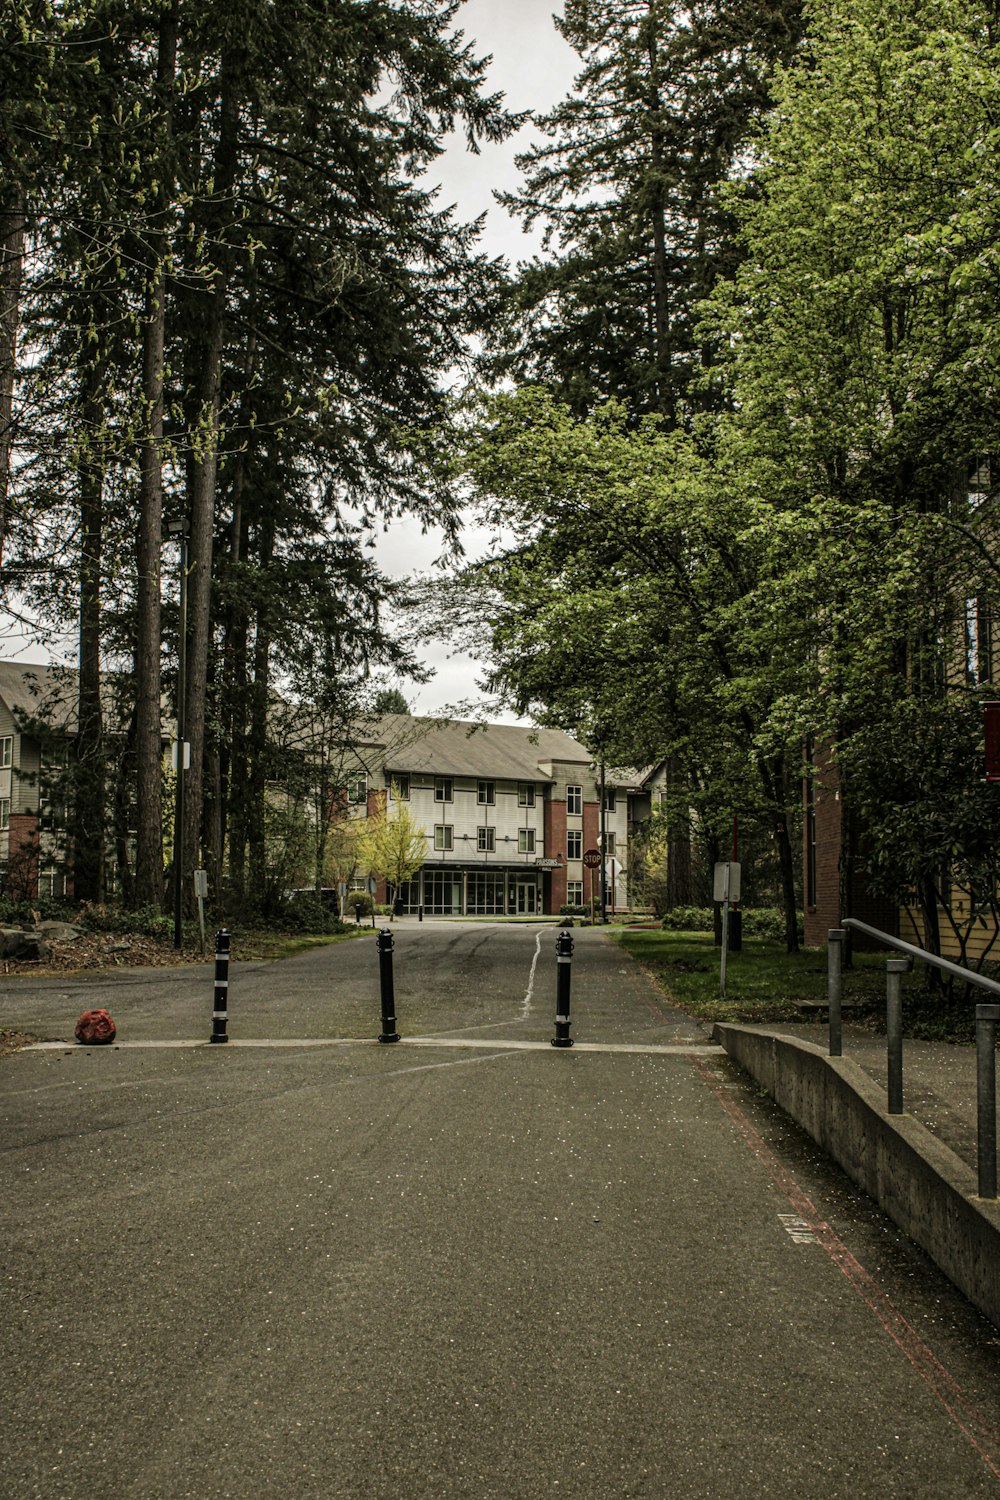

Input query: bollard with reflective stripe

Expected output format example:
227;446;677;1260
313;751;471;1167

211;928;230;1043
551;929;575;1048
377;928;400;1043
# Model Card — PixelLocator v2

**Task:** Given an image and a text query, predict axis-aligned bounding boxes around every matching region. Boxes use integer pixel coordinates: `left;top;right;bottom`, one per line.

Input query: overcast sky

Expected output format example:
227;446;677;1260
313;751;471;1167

375;0;578;718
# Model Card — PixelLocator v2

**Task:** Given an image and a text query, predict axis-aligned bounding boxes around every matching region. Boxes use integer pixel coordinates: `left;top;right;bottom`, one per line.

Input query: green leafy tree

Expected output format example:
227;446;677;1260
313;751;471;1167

358;787;426;917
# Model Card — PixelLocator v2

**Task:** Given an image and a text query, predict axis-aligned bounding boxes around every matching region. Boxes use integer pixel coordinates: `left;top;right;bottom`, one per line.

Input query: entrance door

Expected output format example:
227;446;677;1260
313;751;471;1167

516;882;538;916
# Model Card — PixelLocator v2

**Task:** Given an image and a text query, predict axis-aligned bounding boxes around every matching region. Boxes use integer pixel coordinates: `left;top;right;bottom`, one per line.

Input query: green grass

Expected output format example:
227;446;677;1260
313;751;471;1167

611;929;979;1041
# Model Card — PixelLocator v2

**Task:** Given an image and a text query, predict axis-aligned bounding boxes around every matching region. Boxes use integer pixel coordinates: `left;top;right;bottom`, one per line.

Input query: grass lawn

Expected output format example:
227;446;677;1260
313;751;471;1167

611;928;980;1042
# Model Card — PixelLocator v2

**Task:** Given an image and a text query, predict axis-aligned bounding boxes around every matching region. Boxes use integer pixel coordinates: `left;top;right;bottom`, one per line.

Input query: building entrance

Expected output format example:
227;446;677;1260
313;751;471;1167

516;881;538;916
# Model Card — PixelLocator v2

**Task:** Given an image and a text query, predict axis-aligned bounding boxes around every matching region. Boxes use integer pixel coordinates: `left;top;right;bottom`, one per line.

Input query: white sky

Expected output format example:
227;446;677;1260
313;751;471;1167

375;0;578;717
5;1;580;717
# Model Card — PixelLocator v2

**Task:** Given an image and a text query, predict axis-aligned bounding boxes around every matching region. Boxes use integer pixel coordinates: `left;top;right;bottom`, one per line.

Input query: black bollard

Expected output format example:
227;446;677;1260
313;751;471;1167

377;928;400;1043
211;928;230;1043
551;929;575;1048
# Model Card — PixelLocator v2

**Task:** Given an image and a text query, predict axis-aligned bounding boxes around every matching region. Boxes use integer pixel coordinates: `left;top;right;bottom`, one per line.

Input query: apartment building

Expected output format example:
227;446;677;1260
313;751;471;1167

0;662;74;899
350;715;637;916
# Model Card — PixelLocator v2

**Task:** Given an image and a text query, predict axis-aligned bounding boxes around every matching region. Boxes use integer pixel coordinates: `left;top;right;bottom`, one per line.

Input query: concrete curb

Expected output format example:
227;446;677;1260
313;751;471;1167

714;1023;1000;1331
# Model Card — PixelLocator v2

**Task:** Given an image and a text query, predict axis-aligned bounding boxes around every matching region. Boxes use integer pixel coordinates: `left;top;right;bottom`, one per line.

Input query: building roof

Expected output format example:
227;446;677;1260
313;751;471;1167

0;661;80;729
357;714;593;782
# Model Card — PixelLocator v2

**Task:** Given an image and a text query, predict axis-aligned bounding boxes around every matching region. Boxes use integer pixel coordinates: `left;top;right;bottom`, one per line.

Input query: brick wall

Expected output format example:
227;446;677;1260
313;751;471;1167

803;746;900;949
545;797;568;912
6;812;39;900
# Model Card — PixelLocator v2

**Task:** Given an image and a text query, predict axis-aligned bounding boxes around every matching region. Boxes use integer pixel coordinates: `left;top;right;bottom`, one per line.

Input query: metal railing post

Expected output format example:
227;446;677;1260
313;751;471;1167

885;959;908;1115
976;1004;1000;1200
827;929;846;1057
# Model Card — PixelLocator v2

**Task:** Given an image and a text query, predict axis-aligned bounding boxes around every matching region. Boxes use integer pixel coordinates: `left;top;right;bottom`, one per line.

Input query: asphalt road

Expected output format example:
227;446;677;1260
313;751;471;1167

4;922;1000;1498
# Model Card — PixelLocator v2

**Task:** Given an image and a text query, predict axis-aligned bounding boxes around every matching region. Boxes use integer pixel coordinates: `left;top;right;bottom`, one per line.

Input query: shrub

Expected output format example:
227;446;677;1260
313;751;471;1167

661;905;714;932
559;904;588;916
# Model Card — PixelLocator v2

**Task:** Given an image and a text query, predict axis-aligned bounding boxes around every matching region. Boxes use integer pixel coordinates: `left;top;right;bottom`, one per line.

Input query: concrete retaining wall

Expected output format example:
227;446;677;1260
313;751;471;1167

714;1024;1000;1330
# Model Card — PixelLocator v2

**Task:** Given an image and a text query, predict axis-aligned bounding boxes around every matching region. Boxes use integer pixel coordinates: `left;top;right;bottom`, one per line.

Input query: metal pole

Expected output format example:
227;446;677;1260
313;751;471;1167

976;1003;1000;1199
173;525;188;951
210;929;230;1043
886;959;908;1115
377;928;400;1043
720;889;730;999
827;929;846;1057
599;760;607;925
552;929;574;1047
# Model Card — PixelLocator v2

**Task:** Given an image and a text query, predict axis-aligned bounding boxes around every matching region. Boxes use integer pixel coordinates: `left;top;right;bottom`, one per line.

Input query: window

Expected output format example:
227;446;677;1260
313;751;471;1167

434;824;453;851
477;826;495;852
603;788;616;813
477;780;495;805
389;774;410;801
518;829;536;854
348;773;367;804
567;880;584;906
567;830;582;860
566;785;582;816
0;799;8;831
434;777;453;803
518;783;535;807
0;737;11;768
602;832;616;857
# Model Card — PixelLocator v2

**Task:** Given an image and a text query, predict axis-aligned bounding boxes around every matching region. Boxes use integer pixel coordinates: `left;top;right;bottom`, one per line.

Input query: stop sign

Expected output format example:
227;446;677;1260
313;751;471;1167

582;848;601;868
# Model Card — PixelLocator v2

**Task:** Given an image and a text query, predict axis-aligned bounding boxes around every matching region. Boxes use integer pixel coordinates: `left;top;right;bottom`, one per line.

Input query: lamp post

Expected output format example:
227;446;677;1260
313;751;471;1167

599;758;608;924
164;518;189;949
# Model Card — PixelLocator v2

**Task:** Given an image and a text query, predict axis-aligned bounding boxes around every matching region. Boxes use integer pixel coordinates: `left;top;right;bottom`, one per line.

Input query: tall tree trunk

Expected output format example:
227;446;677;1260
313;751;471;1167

644;15;674;423
0;188;25;566
182;43;242;906
134;0;179;907
73;351;105;902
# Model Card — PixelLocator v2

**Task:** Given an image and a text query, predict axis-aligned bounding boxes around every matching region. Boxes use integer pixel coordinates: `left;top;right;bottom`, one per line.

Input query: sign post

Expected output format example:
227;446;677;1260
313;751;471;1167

583;848;601;924
714;861;742;999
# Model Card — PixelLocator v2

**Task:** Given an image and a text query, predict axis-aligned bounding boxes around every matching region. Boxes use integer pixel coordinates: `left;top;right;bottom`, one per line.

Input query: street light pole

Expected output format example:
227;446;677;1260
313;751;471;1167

599;758;608;924
164;519;189;949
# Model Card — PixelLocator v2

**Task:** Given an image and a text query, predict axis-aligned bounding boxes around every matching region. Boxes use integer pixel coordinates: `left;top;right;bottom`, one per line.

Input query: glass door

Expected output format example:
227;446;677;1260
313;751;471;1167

516;882;538;915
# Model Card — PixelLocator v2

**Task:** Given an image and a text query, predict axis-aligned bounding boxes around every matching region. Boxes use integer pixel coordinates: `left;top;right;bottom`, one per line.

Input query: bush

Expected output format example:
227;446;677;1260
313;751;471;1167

345;892;373;918
740;907;791;941
269;892;348;934
559;904;588;916
660;905;714;932
78;903;173;940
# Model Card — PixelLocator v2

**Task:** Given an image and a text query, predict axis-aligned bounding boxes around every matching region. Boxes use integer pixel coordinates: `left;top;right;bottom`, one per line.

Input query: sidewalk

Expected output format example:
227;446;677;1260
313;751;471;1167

715;1016;1000;1332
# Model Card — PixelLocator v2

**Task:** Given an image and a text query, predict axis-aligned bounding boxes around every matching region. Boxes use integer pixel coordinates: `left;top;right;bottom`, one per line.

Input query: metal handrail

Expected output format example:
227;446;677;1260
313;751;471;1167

827;918;1000;1199
842;916;1000;999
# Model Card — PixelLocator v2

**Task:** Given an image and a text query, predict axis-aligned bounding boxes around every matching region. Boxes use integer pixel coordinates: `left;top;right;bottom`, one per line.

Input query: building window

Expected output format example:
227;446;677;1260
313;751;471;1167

518;829;536;854
0;799;8;831
348;773;367;804
567;830;582;860
603;788;616;813
566;785;582;816
518;783;535;807
477;780;495;805
0;737;11;768
477;826;495;852
434;824;453;851
389;774;410;801
602;832;615;858
434;777;453;803
567;880;584;906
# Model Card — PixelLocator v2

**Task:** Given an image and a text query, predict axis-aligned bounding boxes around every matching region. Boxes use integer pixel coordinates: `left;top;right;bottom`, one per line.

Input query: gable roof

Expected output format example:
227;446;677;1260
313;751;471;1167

0;661;80;730
357;713;593;782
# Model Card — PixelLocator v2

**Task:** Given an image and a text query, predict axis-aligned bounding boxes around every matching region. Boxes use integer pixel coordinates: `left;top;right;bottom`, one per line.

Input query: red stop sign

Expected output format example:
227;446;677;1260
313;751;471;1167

582;848;601;868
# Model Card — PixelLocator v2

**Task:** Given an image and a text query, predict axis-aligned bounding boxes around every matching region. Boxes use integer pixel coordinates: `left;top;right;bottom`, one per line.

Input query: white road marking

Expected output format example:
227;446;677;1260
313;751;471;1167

520;929;544;1020
24;1037;723;1056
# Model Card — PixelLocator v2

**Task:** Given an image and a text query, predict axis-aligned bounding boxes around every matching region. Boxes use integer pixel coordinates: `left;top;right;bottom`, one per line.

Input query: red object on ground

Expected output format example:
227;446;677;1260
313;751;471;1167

75;1009;116;1045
